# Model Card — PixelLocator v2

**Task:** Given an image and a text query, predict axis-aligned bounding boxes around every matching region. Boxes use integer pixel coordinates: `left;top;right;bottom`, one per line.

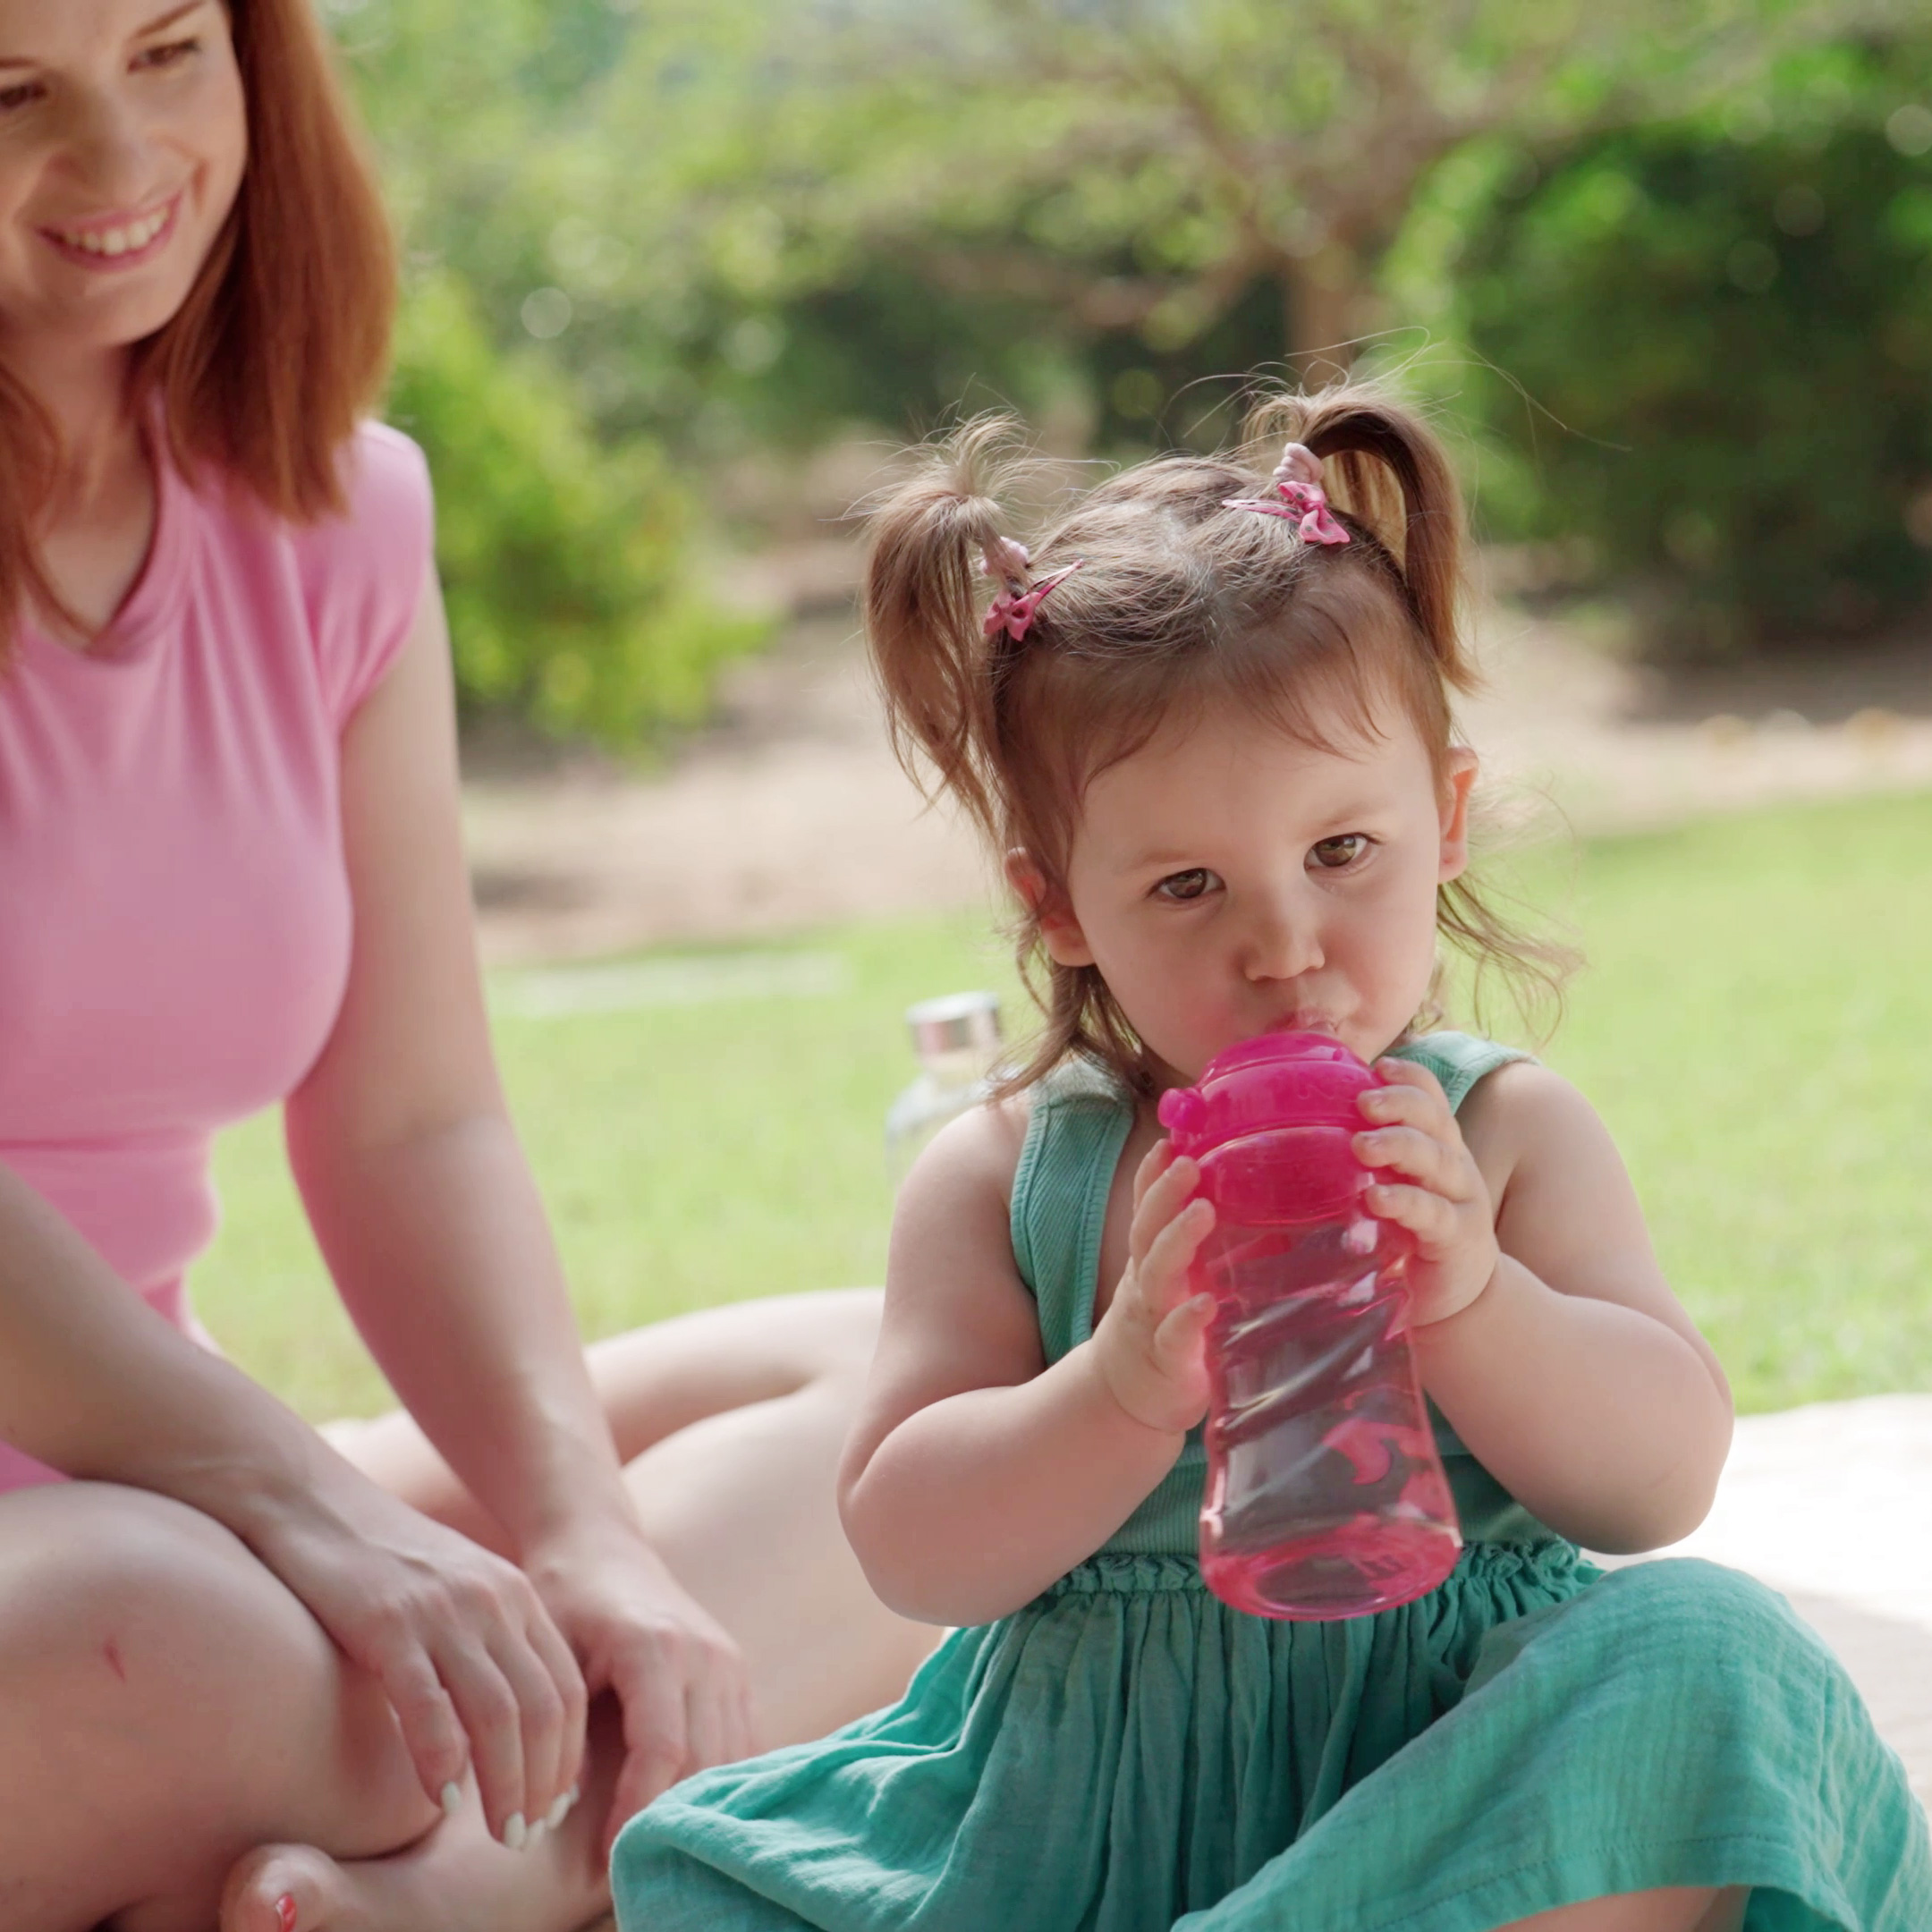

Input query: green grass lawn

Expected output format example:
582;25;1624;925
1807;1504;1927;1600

197;789;1932;1423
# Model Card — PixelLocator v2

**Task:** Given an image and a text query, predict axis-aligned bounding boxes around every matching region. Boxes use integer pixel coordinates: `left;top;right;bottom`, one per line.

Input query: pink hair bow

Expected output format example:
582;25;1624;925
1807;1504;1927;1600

981;550;1085;642
1223;442;1351;547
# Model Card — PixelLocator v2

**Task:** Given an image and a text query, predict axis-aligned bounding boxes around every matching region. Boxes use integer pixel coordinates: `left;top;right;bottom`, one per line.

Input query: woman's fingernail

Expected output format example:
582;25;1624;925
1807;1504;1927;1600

275;1898;298;1932
440;1780;462;1818
527;1817;549;1849
546;1787;574;1829
503;1810;528;1852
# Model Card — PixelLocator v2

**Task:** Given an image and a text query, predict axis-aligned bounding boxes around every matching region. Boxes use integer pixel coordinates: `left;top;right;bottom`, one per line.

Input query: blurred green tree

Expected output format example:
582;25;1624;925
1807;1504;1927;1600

598;3;1883;362
386;273;767;744
1452;43;1932;652
489;0;1900;462
325;0;771;745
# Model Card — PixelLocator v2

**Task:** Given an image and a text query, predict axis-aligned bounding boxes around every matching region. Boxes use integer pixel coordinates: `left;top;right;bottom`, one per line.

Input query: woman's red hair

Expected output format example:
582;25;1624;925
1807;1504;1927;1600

0;0;396;655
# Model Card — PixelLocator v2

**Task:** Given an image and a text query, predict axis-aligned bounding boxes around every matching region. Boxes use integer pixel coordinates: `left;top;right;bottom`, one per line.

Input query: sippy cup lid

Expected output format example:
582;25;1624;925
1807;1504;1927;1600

1157;1030;1377;1155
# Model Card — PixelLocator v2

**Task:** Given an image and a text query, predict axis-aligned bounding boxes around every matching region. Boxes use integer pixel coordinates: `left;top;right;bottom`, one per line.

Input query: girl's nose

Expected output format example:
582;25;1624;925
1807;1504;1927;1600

1239;888;1324;983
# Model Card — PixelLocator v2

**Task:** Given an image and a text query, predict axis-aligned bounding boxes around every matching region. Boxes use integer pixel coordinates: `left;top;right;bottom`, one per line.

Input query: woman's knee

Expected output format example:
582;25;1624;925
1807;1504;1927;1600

0;1487;301;1922
0;1480;402;1799
0;1483;428;1924
0;1483;258;1683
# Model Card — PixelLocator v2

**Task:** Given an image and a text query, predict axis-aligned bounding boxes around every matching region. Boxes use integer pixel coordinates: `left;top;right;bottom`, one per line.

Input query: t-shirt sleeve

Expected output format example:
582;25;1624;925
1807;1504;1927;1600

298;421;436;732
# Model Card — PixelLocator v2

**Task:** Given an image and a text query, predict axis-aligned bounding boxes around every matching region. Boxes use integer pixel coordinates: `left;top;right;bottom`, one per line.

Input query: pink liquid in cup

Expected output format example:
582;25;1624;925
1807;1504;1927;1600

1157;1032;1462;1620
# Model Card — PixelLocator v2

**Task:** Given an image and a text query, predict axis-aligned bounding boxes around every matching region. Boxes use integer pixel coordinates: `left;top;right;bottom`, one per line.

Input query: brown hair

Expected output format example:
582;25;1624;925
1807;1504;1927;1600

0;0;396;654
864;384;1574;1095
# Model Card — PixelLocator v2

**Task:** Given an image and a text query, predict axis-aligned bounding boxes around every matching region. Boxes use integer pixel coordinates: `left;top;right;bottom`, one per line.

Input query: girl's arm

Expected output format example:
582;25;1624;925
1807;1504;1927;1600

281;569;750;1848
1364;1060;1733;1555
838;1111;1214;1627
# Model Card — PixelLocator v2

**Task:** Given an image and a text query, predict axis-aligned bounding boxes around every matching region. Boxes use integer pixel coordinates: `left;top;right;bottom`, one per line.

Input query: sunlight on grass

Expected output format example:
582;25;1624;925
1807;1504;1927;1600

197;791;1932;1422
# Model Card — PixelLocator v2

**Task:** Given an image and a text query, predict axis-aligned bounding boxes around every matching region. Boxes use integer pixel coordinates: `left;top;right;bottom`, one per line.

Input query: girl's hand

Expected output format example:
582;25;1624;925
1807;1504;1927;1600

1089;1141;1216;1434
526;1521;755;1854
247;1470;587;1851
1356;1060;1500;1326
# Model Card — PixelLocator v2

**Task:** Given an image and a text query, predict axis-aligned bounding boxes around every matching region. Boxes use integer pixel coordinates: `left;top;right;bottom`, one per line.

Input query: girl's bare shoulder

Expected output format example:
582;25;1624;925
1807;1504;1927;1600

894;1090;1036;1236
1454;1058;1618;1197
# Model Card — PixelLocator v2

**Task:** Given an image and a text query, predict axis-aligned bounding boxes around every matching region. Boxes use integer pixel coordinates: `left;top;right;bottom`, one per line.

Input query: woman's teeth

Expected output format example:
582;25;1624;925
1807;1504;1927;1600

54;207;170;257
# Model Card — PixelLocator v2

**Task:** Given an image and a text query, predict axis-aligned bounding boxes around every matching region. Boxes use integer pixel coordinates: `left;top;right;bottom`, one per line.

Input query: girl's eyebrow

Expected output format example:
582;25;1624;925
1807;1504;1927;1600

0;2;209;68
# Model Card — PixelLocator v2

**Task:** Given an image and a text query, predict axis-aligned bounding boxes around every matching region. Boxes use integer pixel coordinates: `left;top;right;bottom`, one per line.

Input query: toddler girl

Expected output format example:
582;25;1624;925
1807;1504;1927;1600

614;388;1930;1930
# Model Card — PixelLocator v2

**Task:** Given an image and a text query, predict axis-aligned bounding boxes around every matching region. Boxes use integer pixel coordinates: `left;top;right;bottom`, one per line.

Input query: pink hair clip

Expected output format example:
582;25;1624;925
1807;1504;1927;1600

983;559;1084;642
1223;441;1351;547
979;536;1033;584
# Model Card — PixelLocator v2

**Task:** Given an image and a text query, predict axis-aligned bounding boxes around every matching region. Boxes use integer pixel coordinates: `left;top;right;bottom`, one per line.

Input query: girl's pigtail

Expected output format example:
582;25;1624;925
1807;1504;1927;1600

1246;387;1477;695
862;416;1028;845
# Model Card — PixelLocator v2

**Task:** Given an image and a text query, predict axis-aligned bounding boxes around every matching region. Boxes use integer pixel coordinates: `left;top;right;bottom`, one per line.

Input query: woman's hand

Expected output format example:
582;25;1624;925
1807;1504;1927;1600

1088;1140;1216;1435
245;1467;587;1850
525;1521;756;1854
1356;1060;1501;1326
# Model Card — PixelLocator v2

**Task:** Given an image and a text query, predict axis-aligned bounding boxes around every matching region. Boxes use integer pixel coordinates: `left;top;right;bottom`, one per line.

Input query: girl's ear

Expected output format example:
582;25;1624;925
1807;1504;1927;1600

1437;749;1479;884
1004;849;1097;967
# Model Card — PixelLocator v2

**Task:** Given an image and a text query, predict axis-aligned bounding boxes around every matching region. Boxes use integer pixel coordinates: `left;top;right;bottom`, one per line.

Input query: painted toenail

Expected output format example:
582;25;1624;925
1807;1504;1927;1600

503;1810;528;1851
440;1779;462;1818
275;1896;297;1932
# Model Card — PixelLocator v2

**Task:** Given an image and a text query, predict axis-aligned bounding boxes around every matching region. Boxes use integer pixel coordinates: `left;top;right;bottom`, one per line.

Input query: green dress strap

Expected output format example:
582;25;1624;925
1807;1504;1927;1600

1010;1058;1134;1363
1010;1059;1208;1553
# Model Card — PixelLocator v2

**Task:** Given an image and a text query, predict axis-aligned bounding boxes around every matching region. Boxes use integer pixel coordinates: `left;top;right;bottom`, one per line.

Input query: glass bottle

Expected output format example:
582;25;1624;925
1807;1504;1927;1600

885;991;1004;1184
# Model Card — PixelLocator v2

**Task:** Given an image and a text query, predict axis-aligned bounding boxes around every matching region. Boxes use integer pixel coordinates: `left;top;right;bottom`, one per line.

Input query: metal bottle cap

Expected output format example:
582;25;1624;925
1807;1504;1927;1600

905;990;1003;1061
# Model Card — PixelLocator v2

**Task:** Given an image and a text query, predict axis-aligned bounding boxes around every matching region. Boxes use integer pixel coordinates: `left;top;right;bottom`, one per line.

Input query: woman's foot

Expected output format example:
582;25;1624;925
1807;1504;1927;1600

218;1792;606;1932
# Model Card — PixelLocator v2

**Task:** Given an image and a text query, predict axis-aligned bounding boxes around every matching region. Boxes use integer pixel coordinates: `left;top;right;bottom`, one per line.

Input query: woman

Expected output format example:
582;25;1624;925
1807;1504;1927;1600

0;4;933;1928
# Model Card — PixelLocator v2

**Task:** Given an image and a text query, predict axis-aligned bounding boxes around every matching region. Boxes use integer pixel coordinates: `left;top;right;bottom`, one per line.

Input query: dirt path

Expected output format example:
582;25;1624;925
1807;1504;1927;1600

464;579;1932;966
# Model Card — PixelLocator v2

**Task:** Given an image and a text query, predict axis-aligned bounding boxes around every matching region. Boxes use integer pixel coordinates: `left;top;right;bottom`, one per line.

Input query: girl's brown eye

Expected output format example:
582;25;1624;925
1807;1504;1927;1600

1309;835;1369;870
1155;868;1219;902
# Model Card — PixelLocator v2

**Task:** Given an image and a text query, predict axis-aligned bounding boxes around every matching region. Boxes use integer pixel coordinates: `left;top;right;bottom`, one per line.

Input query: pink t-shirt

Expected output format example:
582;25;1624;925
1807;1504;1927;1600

0;422;434;1492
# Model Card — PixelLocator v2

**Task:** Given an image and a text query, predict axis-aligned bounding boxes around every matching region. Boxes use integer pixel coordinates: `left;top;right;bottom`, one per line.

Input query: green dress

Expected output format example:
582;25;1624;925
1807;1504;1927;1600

614;1035;1932;1931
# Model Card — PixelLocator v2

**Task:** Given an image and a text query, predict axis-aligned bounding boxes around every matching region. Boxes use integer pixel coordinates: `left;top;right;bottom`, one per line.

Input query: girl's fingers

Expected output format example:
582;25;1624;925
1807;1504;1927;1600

1352;1123;1466;1196
1131;1137;1179;1213
1368;1058;1451;1109
1360;1066;1456;1141
1365;1181;1459;1247
1138;1195;1216;1309
1151;1292;1216;1377
1128;1153;1201;1267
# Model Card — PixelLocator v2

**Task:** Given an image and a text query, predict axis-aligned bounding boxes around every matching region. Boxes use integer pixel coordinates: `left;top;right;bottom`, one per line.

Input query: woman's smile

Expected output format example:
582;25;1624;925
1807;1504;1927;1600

37;187;178;267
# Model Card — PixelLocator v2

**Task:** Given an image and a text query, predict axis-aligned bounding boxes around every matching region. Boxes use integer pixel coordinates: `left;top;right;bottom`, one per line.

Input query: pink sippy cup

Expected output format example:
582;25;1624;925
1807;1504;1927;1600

1157;1031;1462;1620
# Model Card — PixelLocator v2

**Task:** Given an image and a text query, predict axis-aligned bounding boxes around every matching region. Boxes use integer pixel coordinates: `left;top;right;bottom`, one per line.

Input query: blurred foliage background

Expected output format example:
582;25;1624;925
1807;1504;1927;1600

324;0;1932;742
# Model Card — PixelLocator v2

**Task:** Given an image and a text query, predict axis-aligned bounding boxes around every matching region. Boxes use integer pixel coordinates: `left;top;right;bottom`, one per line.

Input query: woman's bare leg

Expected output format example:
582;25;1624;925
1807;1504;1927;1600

220;1292;936;1932
333;1289;941;1741
0;1481;607;1932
